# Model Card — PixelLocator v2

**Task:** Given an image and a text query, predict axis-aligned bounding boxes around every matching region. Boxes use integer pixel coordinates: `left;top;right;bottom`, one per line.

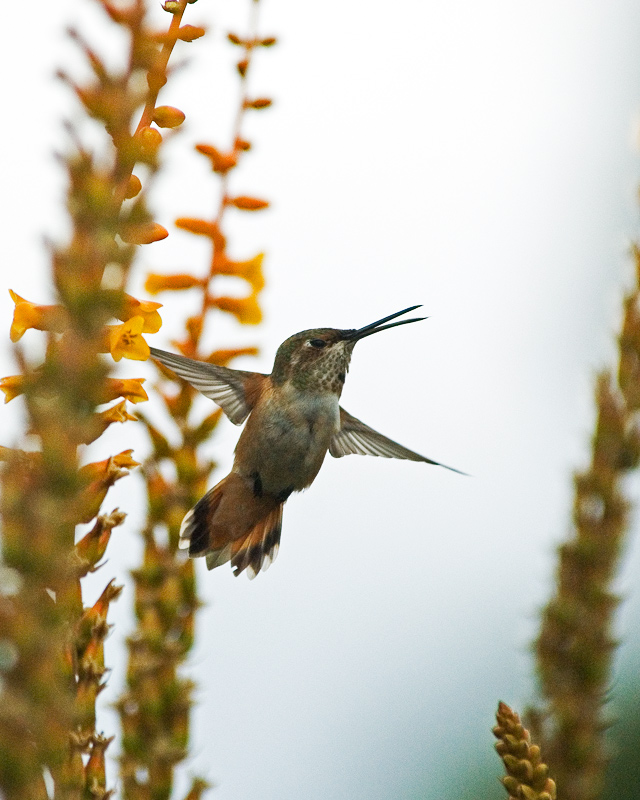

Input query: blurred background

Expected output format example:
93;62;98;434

2;0;640;797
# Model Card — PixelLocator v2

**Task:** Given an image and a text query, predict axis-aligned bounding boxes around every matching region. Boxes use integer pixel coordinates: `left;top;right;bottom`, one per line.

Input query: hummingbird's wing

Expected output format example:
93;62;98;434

330;407;465;474
149;347;266;425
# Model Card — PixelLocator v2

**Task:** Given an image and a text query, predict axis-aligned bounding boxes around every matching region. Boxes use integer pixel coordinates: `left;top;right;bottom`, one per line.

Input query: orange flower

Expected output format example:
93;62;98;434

79;449;140;484
145;273;204;295
102;316;150;362
102;378;148;405
119;222;168;245
77;451;140;524
195;143;237;174
211;291;262;325
82;400;137;445
213;252;265;292
205;347;259;367
0;375;25;403
76;579;123;652
121;294;163;333
75;509;126;572
9;289;69;342
175;217;217;237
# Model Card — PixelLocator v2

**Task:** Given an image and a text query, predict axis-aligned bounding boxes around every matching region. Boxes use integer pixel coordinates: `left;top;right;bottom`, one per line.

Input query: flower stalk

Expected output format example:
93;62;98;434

116;0;273;798
0;1;199;797
531;247;640;800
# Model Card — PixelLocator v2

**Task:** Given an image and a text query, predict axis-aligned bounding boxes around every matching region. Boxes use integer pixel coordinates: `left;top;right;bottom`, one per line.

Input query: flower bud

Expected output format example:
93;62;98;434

195;143;237;174
177;24;205;41
145;273;204;294
175;217;217;237
125;174;142;199
148;69;168;92
227;195;269;211
120;222;169;245
136;125;163;155
244;97;272;109
153;105;186;128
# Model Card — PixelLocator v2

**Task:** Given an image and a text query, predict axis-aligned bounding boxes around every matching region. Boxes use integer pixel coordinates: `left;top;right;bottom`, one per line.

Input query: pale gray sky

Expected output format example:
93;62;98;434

2;1;640;798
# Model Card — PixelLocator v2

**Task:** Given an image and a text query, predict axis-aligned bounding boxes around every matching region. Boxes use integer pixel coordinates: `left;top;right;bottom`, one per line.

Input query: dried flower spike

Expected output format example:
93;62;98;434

493;702;557;800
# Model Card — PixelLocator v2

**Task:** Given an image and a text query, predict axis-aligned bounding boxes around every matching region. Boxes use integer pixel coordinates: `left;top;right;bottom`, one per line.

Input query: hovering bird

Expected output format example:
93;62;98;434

150;305;461;578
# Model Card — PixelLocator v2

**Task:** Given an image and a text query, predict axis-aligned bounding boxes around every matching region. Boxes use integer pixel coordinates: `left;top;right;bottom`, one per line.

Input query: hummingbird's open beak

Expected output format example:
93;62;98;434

341;305;427;342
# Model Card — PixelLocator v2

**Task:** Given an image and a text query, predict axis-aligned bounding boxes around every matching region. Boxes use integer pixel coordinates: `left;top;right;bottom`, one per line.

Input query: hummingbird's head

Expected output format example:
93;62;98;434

271;306;426;392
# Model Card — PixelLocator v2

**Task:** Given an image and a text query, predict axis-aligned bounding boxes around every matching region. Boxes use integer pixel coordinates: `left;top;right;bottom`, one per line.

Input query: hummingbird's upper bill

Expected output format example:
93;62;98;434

340;305;428;342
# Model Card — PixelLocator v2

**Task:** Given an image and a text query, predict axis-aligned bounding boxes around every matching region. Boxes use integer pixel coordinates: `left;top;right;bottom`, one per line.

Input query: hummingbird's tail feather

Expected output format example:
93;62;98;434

179;483;225;556
178;473;284;578
229;504;283;579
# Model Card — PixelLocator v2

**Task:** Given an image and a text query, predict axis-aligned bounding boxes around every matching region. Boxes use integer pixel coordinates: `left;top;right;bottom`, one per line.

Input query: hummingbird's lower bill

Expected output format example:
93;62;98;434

150;305;462;579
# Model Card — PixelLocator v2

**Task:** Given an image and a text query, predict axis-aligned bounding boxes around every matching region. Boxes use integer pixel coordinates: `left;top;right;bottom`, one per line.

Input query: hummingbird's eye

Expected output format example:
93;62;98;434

308;339;327;349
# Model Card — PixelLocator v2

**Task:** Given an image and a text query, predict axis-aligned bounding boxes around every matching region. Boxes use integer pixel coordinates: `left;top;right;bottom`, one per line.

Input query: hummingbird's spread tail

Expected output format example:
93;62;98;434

179;473;284;578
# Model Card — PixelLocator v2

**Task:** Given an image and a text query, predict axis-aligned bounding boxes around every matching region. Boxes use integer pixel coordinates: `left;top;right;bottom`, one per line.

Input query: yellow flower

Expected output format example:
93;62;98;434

105;316;150;362
121;294;163;333
212;292;262;325
99;399;137;425
102;378;148;405
9;289;69;342
0;375;25;403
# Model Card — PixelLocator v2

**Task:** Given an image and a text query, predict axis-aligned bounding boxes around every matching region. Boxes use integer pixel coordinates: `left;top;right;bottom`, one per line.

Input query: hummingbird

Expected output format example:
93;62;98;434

149;305;462;579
